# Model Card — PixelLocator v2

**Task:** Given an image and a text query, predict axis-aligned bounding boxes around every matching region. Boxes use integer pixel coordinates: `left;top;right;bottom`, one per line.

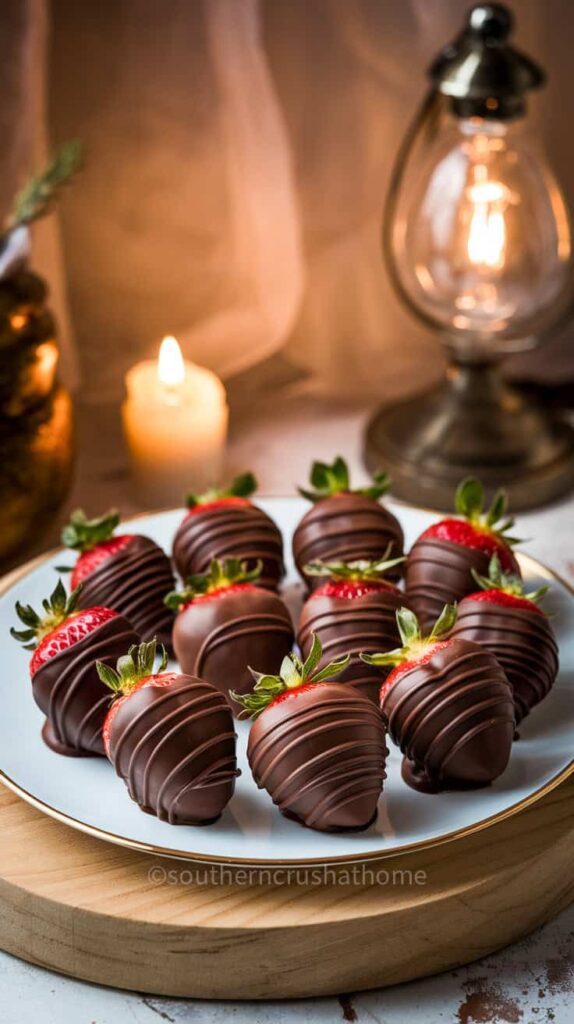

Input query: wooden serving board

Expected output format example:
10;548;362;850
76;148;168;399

1;773;573;1000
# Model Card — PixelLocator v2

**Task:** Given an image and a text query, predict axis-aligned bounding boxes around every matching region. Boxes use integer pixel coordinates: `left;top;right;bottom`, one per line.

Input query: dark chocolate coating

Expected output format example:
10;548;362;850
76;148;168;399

450;598;559;725
298;587;413;704
405;537;519;634
173;586;294;716
76;535;175;649
382;638;514;791
247;682;388;832
292;494;404;591
32;614;139;757
172;503;284;590
108;675;239;824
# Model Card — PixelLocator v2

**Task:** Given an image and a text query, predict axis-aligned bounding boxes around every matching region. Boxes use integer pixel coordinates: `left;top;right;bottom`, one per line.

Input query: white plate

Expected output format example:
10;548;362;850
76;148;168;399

0;499;572;866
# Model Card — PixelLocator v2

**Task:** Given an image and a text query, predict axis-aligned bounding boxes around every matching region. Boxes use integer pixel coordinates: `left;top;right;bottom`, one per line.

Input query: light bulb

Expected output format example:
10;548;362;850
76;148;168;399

387;108;571;343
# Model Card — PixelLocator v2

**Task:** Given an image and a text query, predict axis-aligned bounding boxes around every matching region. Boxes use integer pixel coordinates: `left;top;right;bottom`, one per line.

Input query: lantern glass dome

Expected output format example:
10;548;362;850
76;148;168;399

386;97;571;347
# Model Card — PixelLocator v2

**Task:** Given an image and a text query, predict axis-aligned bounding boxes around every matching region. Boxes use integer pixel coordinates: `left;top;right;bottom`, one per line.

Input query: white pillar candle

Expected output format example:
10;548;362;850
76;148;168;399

122;336;228;508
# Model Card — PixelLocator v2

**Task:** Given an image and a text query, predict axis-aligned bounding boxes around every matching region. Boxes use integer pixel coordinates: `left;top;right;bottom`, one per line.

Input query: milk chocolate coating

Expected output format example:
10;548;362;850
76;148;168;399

173;504;284;590
108;675;239;825
450;598;559;725
76;535;175;649
382;638;514;792
292;494;404;591
247;682;388;832
405;537;520;633
298;587;413;704
173;587;294;716
32;614;139;757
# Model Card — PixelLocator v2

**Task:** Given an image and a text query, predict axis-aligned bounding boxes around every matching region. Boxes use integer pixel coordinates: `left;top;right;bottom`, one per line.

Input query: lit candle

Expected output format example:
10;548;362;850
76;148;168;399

122;336;228;507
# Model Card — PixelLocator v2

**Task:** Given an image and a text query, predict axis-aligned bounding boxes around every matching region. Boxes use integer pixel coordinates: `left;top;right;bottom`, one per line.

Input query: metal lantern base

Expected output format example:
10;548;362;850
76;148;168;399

364;361;574;512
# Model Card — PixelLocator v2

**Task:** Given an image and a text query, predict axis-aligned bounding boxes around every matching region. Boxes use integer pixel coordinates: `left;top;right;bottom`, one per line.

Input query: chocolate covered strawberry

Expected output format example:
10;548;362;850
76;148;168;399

233;635;387;832
11;579;139;756
61;508;175;648
449;554;559;725
362;605;514;792
292;456;404;591
97;640;239;824
405;478;521;632
166;558;294;715
297;552;409;704
172;472;284;591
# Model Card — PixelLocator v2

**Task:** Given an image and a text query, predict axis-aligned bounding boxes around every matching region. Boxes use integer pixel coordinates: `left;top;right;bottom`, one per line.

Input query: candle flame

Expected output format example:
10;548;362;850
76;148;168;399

158;335;185;387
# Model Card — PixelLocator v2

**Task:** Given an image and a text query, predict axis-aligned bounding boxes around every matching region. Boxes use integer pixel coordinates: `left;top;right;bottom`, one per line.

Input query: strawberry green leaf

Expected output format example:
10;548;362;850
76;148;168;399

299;456;390;503
186;472;257;508
303;551;404;583
454;478;484;522
429;603;457;638
232;633;352;719
165;557;262;609
62;508;119;552
96;639;168;695
396;607;421;647
485;490;507;528
11;579;83;649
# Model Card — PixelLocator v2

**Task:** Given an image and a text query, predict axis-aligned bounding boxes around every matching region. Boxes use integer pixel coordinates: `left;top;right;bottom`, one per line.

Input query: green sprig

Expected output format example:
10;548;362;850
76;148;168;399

61;508;119;552
10;579;82;650
186;472;257;509
96;639;169;696
6;140;83;232
231;633;351;719
298;456;391;503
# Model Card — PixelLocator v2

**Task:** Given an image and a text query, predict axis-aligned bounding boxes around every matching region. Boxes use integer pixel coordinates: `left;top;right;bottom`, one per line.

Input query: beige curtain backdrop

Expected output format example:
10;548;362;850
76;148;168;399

1;0;572;402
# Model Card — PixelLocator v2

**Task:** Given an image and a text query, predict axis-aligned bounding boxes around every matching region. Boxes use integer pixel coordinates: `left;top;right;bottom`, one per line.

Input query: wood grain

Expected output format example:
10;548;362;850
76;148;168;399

0;775;572;999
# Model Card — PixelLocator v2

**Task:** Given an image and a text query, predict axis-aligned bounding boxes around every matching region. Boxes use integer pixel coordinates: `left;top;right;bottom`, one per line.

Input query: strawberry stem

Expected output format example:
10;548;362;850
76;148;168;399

472;554;549;605
11;579;83;650
165;558;262;610
61;508;120;552
453;477;521;546
304;549;404;583
361;604;457;669
298;456;391;503
96;639;169;696
186;472;257;509
231;633;351;719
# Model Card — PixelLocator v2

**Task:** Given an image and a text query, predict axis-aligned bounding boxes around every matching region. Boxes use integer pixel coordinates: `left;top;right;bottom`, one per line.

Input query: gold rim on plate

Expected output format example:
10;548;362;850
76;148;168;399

0;529;572;867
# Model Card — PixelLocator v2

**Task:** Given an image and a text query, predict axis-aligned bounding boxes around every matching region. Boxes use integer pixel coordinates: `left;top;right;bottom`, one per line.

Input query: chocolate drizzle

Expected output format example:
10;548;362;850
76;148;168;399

108;676;239;824
173;588;294;716
32;615;139;757
382;639;514;791
76;535;175;648
292;494;404;591
298;588;411;704
247;683;387;831
173;504;284;590
450;598;559;724
405;538;514;633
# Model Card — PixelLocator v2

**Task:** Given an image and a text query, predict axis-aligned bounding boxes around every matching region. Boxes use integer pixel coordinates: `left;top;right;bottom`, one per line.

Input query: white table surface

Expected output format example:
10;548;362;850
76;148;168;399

1;394;573;1024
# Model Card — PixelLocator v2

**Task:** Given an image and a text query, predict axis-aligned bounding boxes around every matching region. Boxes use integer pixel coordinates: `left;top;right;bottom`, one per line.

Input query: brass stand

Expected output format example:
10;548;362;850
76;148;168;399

364;357;574;511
